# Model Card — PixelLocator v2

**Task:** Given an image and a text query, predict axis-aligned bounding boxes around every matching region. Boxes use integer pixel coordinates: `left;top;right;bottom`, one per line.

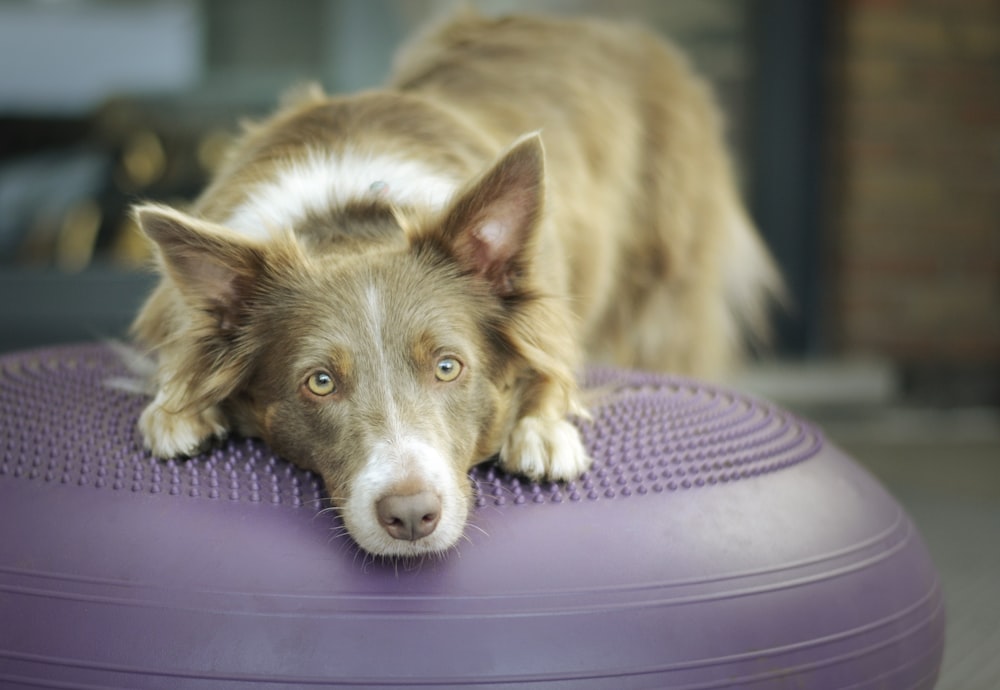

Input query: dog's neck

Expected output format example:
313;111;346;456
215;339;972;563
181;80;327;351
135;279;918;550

191;90;499;245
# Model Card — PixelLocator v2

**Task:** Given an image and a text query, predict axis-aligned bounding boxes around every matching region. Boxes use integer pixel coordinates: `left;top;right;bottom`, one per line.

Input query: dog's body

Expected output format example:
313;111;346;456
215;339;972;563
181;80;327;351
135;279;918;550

132;13;781;556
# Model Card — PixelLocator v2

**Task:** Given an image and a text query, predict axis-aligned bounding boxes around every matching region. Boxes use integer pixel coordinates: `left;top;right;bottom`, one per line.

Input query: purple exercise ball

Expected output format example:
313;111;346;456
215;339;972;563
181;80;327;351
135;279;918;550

0;344;943;688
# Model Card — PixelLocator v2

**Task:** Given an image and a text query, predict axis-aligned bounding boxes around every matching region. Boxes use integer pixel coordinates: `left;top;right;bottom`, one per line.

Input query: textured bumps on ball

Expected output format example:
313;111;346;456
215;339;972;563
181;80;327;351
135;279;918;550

0;348;822;514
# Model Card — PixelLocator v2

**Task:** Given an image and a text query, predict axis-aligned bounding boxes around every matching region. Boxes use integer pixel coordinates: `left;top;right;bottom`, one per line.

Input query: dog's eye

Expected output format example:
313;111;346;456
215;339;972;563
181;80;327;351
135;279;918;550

435;357;463;382
306;371;337;396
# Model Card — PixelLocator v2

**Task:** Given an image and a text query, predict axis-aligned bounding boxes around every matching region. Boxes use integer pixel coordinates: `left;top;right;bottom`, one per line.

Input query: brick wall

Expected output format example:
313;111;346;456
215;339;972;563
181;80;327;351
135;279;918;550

829;0;1000;387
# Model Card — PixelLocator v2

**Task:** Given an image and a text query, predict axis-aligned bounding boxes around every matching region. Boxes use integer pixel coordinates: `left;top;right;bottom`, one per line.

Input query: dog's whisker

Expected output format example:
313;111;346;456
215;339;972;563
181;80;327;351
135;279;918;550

335;538;358;559
315;506;342;520
465;522;489;539
327;528;350;544
307;494;343;507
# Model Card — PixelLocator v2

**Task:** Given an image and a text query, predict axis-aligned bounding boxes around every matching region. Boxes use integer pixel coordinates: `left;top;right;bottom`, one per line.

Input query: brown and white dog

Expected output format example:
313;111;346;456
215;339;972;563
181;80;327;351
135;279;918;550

130;13;782;557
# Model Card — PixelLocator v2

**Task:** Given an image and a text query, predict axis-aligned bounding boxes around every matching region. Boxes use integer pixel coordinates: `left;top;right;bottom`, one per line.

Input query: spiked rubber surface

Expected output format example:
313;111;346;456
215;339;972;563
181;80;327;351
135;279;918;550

0;343;944;689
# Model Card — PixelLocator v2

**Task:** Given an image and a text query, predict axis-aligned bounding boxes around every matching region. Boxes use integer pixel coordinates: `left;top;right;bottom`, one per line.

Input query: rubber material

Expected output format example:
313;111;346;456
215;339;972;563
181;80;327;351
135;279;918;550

0;344;944;688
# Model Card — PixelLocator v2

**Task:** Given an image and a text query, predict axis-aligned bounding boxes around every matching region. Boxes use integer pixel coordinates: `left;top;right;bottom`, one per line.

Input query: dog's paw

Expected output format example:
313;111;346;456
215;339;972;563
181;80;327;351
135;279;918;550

500;416;591;482
139;394;228;458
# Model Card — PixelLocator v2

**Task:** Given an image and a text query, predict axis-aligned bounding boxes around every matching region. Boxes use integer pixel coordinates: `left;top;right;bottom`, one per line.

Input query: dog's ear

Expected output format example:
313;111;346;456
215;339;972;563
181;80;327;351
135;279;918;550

434;133;544;297
134;204;262;331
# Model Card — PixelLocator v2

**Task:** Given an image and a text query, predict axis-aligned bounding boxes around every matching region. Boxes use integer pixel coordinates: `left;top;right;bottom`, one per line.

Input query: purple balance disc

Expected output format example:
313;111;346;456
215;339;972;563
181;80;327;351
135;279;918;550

0;344;943;689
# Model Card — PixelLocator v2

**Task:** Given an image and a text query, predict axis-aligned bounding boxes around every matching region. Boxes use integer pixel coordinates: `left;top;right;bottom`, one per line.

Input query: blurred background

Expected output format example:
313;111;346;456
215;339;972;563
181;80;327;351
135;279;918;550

0;1;997;686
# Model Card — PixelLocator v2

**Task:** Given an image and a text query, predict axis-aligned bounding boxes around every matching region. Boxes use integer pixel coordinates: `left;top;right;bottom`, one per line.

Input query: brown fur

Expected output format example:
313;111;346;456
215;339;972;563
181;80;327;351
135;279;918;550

130;13;782;556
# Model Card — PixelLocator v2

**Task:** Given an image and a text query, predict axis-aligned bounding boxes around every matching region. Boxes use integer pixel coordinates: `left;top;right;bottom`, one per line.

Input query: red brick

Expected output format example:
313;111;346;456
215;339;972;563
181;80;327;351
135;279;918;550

813;0;998;364
842;58;909;97
956;23;1000;57
914;62;1000;100
847;0;907;8
961;103;1000;126
845;10;952;57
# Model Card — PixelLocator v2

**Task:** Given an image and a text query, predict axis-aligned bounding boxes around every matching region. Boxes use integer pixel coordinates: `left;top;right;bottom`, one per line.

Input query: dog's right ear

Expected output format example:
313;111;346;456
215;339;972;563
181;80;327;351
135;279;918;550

427;133;545;298
134;204;263;331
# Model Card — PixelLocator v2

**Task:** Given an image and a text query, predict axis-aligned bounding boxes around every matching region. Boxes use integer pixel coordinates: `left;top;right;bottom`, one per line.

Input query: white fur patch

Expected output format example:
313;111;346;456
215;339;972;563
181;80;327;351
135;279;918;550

500;416;590;482
364;284;385;349
361;282;402;438
223;150;459;239
342;435;468;557
139;390;228;458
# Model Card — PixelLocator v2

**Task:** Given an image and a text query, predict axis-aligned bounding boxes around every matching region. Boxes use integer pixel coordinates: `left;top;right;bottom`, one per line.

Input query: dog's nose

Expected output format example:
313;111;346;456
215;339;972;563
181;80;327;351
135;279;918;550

376;491;441;542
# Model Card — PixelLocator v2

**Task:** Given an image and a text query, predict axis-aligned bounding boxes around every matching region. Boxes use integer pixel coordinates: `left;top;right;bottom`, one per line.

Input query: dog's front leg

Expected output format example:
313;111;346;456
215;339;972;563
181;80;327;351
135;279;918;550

499;388;590;482
138;385;228;458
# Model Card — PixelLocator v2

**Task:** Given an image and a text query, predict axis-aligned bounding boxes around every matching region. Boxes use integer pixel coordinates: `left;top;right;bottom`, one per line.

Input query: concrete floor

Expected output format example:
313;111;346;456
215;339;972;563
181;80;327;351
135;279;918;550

836;433;1000;690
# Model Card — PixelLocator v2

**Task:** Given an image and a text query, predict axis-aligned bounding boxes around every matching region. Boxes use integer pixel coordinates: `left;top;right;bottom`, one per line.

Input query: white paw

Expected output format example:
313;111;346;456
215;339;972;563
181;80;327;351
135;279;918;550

139;393;228;458
500;416;591;482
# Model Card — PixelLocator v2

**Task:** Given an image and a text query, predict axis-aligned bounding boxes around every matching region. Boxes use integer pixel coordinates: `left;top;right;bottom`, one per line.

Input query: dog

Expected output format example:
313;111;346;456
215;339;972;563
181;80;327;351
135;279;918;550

130;12;782;557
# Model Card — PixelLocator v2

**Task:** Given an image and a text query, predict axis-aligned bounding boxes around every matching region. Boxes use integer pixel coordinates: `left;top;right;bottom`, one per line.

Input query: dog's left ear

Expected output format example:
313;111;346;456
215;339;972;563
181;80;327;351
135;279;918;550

431;133;545;297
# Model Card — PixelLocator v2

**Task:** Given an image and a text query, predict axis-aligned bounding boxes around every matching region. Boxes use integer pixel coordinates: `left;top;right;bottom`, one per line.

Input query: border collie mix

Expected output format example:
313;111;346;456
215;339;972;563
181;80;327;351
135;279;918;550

131;13;782;557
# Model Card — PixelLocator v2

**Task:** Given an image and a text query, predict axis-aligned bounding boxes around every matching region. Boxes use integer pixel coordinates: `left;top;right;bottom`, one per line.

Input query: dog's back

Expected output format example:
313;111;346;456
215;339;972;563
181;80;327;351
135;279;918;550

392;13;783;376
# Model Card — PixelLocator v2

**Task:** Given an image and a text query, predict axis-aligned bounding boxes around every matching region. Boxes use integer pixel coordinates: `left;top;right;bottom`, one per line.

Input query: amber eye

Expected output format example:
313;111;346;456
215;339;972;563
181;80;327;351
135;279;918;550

435;356;462;382
306;371;337;396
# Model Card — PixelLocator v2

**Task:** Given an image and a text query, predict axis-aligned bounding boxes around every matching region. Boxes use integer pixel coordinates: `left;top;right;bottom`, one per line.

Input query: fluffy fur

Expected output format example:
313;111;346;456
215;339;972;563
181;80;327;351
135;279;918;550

131;13;782;557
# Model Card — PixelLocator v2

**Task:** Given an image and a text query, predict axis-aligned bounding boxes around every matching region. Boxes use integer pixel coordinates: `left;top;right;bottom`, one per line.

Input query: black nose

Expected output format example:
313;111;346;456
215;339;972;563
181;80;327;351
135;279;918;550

376;491;441;542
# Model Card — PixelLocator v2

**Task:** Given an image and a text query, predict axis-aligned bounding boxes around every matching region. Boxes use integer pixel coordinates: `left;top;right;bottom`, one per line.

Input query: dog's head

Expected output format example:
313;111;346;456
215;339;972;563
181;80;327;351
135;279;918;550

136;135;570;556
